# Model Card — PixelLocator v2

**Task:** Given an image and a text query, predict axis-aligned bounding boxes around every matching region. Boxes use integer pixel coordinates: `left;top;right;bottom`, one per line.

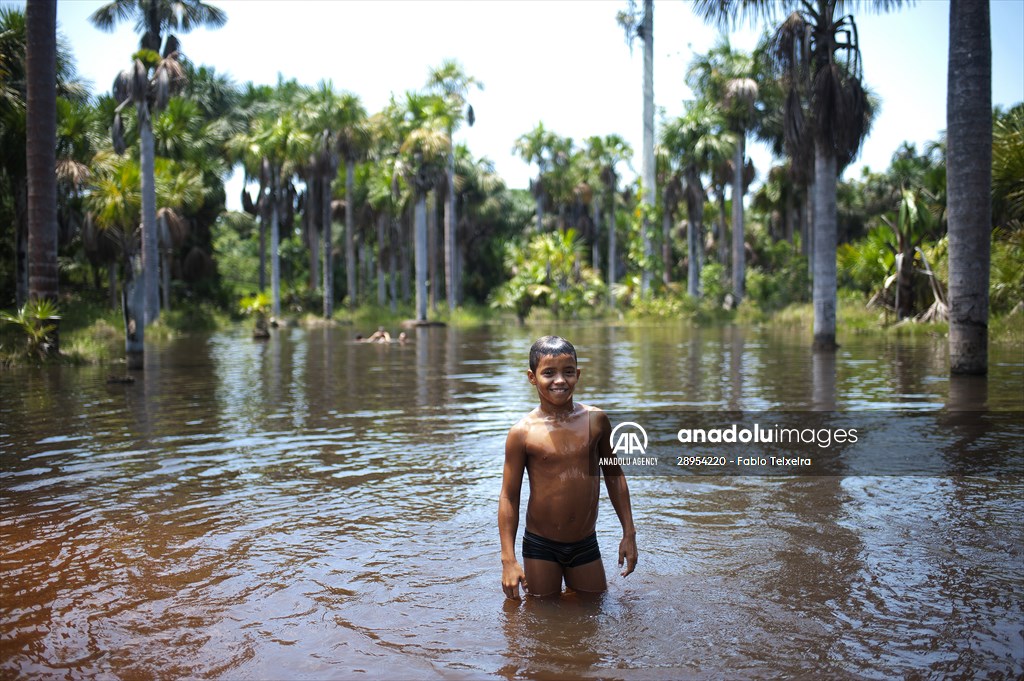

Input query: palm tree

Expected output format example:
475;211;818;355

695;0;899;350
297;83;365;318
513;122;557;232
427;59;481;311
25;0;58;353
109;45;184;324
334;93;368;313
89;0;226;53
946;0;991;374
617;0;655;295
2;6;83;309
687;37;761;302
584;134;632;306
229;112;311;320
90;0;225;324
396;92;448;322
88;152;201;367
662;100;735;298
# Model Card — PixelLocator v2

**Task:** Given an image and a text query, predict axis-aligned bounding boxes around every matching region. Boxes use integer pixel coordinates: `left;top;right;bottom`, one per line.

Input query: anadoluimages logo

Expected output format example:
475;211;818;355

610;422;648;455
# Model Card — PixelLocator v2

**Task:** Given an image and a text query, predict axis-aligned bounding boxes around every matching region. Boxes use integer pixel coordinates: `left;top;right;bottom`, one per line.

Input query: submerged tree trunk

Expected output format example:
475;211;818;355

947;0;991;375
26;0;59;307
812;145;838;352
123;251;144;370
139;103;159;326
322;173;334;319
400;204;411;303
445;146;456;311
15;184;28;308
389;216;399;313
662;205;672;285
732;132;746;302
270;173;282;320
607;192;616;308
685;167;703;298
258;203;267;291
414;193;428;321
307;177;320;297
377;212;387;306
161;246;171;312
428;191;438;310
716;189;728;270
345;158;356;309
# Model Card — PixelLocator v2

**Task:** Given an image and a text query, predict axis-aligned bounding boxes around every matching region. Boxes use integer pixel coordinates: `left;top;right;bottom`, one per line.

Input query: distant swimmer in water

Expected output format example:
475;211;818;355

498;335;638;600
366;327;391;343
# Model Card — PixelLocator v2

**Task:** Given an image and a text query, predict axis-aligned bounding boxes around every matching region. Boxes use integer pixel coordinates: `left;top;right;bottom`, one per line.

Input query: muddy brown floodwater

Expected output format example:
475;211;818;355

1;323;1022;679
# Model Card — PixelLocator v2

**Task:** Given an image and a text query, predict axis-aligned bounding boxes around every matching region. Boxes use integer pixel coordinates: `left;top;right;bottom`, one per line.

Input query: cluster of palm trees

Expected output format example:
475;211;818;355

2;0;1005;376
2;1;524;367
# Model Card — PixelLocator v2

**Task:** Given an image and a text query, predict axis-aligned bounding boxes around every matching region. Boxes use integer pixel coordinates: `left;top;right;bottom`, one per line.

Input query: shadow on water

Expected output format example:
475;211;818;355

0;323;1021;678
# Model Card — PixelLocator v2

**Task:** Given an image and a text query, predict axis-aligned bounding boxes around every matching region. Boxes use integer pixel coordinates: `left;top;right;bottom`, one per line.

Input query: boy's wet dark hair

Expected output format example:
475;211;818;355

529;335;577;372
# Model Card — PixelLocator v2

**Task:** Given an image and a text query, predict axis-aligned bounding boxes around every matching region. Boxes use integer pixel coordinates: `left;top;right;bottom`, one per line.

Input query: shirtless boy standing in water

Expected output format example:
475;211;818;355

499;335;638;599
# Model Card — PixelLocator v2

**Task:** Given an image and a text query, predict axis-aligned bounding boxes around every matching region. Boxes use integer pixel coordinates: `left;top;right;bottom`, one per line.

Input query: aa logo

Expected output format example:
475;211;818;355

610;422;648;455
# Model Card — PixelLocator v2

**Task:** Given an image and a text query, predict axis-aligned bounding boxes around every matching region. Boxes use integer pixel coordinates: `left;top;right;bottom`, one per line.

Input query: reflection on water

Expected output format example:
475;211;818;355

1;323;1022;678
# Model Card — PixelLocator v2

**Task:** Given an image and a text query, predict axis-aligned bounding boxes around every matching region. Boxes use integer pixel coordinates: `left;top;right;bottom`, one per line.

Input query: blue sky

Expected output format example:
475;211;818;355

37;0;1024;207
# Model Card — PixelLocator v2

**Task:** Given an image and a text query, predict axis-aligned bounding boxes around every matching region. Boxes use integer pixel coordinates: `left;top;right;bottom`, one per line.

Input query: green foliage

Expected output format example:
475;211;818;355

992;104;1024;227
211;211;260;299
991;227;1024;314
743;227;809;312
491;229;605;322
837;225;894;294
0;299;61;359
699;262;728;308
239;291;271;318
623;184;660;285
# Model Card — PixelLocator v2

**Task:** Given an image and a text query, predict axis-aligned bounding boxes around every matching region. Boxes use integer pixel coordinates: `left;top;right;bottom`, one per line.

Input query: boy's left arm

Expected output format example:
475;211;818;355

596;410;638;577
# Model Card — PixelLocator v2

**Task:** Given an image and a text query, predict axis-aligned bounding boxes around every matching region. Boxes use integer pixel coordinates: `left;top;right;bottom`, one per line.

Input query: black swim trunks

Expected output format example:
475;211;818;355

522;530;601;568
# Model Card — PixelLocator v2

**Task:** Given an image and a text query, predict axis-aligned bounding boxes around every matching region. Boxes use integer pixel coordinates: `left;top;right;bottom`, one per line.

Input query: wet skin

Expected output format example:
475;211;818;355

499;353;638;599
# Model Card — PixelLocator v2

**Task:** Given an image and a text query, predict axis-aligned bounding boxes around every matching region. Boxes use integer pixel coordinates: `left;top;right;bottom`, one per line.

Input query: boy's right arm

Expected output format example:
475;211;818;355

498;423;528;599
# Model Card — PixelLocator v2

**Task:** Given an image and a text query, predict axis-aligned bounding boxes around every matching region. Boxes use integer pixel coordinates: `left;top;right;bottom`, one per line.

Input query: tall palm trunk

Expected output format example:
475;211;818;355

414;192;428;321
812;145;838;351
345;158;356;309
307;177;320;296
592;198;601;271
731;130;745;301
258;198;267;291
428;191;438;309
445;145;456;311
159;214;171;311
389;216;399;313
14;186;27;308
322;173;334;319
661;205;672;285
123;251;144;370
377;212;387;305
685;167;703;298
947;0;991;375
715;187;728;269
640;0;654;295
26;0;59;352
270;170;281;319
139;102;159;325
606;190;616;307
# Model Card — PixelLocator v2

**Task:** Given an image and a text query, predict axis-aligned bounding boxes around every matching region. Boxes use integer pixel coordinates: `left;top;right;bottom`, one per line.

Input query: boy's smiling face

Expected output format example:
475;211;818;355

528;353;581;408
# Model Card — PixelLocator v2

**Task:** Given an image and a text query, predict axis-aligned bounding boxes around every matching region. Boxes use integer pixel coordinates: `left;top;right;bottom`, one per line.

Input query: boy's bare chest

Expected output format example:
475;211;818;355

523;416;594;464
